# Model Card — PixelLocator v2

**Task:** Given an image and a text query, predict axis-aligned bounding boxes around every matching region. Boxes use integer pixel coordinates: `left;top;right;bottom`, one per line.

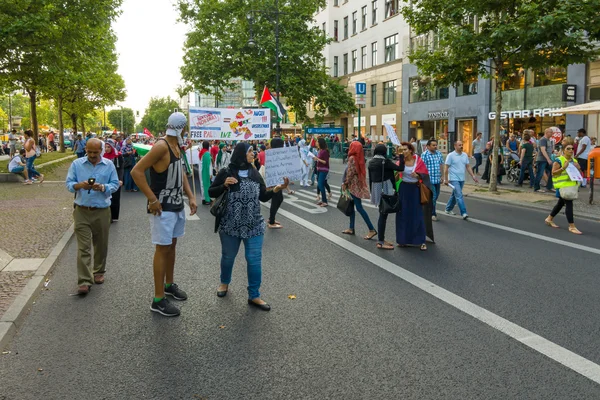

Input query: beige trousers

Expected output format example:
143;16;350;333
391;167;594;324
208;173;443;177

73;206;111;286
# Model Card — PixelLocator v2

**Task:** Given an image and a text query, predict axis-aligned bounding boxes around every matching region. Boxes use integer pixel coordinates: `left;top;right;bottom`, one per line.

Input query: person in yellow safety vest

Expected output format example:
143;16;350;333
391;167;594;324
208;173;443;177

544;141;583;234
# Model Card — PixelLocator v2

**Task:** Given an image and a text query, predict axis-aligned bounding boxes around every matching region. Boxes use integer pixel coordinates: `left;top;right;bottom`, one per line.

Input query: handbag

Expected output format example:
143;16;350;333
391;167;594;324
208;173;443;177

337;190;354;216
377;159;401;214
559;185;579;200
210;168;231;218
419;182;432;204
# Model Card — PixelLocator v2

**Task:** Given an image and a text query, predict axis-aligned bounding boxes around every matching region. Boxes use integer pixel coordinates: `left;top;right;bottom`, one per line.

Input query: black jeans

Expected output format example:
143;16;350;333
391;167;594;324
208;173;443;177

377;212;388;243
269;190;284;224
550;197;574;223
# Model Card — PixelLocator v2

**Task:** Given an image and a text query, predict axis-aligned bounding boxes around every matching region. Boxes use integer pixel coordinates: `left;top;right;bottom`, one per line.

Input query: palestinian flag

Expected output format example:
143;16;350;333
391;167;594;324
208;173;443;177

260;86;286;122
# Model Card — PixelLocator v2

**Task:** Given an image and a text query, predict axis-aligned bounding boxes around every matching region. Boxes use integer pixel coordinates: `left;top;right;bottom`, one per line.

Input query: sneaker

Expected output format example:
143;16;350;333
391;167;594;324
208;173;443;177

164;283;187;301
445;210;456;215
462;213;469;220
432;215;438;221
150;298;180;317
23;180;33;185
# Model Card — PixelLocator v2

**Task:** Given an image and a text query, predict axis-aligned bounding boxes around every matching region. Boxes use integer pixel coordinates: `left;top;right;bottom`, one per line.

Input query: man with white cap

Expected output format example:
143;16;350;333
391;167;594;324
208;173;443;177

131;112;197;317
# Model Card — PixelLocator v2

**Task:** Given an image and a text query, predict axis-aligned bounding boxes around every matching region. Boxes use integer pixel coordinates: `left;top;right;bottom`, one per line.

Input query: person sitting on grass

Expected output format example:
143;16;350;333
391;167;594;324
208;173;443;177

8;149;32;184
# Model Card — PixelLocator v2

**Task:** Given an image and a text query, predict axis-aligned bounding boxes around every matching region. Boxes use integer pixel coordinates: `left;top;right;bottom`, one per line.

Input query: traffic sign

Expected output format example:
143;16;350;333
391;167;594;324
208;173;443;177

550;127;563;145
355;82;367;95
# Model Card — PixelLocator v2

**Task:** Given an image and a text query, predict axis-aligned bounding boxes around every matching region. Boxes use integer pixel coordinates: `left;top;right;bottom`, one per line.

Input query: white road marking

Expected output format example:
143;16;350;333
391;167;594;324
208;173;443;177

293;188;378;209
276;207;600;385
435;202;600;256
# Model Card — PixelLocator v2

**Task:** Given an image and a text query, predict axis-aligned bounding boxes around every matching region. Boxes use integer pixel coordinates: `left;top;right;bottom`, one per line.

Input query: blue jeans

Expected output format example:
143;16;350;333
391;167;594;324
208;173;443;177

518;160;534;187
534;161;553;191
430;183;441;216
349;195;374;231
317;171;328;204
310;162;318;183
76;152;85;158
473;153;482;174
26;156;41;178
446;181;467;215
219;233;264;300
123;168;138;191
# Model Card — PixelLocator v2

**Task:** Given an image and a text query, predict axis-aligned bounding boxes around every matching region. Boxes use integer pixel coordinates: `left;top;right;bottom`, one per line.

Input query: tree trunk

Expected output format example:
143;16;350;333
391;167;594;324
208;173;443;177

57;95;65;153
28;89;39;142
489;63;504;192
80;115;85;136
71;113;78;134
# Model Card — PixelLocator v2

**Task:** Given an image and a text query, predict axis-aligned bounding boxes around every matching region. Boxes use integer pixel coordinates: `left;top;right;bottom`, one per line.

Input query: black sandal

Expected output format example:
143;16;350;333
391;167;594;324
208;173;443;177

364;230;377;240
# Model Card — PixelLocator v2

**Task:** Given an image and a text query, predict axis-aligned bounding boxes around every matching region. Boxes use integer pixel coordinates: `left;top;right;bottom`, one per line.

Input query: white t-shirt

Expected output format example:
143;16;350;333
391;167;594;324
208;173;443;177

8;133;16;145
472;138;484;154
578;136;591;159
8;155;24;172
445;151;470;181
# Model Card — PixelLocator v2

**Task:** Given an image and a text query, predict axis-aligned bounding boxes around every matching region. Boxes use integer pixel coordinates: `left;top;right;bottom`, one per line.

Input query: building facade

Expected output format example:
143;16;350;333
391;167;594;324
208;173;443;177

193;79;257;108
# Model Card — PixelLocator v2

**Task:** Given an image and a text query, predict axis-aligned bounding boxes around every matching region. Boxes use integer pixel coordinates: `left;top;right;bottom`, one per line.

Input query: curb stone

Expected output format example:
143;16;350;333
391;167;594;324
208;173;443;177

0;224;74;351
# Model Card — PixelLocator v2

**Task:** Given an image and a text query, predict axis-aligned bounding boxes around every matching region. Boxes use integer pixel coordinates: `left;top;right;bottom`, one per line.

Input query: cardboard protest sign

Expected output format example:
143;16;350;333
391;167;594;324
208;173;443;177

264;146;302;187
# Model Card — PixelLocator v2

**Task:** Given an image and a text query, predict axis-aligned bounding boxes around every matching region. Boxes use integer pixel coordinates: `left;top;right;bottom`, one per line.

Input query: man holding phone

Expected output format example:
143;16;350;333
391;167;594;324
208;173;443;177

66;138;120;295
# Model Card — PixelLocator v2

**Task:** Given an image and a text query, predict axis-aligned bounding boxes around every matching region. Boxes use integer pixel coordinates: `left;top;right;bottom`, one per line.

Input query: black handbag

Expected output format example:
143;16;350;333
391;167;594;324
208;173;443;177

377;159;401;214
210;190;228;217
336;190;354;216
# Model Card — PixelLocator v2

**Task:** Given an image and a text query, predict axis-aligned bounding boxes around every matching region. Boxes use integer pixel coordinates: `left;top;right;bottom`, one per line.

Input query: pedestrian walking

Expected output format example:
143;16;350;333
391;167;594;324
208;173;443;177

131;112;197;317
534;127;556;193
314;138;331;207
122;138;138;192
103;139;124;221
200;141;212;205
298;139;310;187
516;132;535;188
575;128;591;184
444;141;478;219
341;141;377;239
66;138;120;295
396;143;431;250
266;136;286;228
545;140;583;234
73;134;86;158
216;142;231;173
23;130;44;183
368;144;405;250
209;142;290;311
421;139;444;221
471;132;484;174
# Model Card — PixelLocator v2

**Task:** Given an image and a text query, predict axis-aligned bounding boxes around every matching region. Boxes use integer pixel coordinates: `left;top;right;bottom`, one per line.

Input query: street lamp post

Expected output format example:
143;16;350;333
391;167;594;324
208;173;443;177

247;0;284;136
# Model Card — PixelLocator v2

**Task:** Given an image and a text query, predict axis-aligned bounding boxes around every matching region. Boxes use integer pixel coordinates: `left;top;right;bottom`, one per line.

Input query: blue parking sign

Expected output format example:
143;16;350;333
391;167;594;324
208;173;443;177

355;82;367;95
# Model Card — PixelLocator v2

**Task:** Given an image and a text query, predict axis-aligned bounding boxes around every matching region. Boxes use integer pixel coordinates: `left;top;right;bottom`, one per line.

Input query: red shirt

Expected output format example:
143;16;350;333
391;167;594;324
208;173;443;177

48;133;54;142
210;145;219;162
258;151;266;166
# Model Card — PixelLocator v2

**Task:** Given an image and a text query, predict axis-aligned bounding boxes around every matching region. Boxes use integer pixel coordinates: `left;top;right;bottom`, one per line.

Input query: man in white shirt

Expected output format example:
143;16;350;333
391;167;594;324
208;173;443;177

444;141;478;219
8;129;17;158
8;149;31;184
575;128;591;181
471;132;484;175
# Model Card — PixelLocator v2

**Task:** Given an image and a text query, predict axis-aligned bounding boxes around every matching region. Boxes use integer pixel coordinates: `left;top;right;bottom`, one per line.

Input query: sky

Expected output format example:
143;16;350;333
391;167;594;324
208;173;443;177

112;0;188;118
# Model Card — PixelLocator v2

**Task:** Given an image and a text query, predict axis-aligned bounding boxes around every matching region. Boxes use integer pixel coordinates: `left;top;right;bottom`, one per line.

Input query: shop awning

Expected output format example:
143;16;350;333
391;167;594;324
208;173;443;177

554;101;600;115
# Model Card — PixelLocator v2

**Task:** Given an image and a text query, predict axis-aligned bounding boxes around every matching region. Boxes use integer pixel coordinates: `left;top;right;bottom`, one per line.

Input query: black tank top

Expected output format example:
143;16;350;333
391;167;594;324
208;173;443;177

149;139;184;212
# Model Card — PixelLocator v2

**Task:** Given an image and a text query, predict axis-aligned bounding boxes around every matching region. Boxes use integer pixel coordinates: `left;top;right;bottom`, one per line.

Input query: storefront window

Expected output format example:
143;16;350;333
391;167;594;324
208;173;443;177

456;78;478;96
409;77;449;103
500;68;526;91
408;120;448;141
533;66;567;87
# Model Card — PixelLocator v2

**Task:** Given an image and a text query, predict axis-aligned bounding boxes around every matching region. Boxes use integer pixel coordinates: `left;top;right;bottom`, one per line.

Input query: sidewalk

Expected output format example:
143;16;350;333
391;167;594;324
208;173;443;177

0;162;75;322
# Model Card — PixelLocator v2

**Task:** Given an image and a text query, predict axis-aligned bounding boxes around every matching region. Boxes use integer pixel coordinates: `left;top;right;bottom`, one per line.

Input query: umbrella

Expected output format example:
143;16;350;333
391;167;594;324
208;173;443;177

554;101;600;115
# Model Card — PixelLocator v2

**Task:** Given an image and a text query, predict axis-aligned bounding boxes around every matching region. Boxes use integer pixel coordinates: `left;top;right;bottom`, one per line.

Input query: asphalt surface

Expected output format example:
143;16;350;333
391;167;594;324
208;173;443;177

1;170;600;399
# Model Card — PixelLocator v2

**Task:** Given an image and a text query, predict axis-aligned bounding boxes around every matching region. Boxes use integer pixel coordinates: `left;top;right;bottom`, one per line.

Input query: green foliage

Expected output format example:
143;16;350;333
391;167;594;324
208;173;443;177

178;0;355;122
401;0;600;190
139;97;180;135
107;108;135;134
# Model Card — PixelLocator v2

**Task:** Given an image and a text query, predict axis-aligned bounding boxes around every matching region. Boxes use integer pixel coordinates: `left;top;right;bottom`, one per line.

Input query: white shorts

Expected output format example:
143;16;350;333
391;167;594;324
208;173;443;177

149;210;186;245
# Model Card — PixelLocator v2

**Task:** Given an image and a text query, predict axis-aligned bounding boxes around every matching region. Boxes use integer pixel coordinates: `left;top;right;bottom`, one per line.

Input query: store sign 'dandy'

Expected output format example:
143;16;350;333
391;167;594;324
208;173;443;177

488;108;563;120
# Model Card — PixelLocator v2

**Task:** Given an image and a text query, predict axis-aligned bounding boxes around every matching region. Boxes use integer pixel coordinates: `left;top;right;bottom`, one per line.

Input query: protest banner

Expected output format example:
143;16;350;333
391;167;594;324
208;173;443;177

264;146;302;187
384;122;401;146
189;107;271;141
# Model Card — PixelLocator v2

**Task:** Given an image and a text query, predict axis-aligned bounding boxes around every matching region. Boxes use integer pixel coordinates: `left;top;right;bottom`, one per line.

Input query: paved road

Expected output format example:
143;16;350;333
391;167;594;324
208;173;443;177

1;171;600;399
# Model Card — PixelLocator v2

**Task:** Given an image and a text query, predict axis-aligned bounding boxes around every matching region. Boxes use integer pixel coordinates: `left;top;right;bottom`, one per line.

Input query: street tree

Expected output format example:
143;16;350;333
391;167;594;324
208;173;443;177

401;0;600;191
140;97;180;135
107;108;135;134
178;0;355;122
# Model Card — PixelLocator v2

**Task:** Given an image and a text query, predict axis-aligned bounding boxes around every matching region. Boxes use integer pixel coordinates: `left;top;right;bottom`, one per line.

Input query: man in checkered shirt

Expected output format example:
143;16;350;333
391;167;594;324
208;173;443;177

421;139;445;221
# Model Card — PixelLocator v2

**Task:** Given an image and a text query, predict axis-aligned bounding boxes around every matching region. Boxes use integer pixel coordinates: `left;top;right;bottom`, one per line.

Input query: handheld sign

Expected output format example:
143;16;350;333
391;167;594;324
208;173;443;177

264;146;303;187
383;122;401;146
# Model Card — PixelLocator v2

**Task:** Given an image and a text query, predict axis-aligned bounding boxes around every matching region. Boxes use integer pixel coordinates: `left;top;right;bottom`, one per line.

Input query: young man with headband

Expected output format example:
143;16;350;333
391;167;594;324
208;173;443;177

131;112;197;317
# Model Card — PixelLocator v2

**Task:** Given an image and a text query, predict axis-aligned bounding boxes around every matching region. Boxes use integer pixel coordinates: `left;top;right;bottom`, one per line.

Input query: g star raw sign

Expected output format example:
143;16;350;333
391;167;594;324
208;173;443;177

488;108;563;120
189;107;271;141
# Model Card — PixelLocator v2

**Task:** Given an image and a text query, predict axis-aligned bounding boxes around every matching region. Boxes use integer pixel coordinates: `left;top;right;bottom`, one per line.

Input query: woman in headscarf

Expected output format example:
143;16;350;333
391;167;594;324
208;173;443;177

215;142;231;173
200;141;212;205
122;137;138;192
103;139;124;221
342;141;377;239
298;139;310;187
209;143;289;311
368;144;405;249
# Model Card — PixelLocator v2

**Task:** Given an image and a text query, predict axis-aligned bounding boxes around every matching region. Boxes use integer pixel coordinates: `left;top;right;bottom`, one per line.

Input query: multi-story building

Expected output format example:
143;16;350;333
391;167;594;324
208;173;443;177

313;0;410;141
193;79;257;108
314;2;593;150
